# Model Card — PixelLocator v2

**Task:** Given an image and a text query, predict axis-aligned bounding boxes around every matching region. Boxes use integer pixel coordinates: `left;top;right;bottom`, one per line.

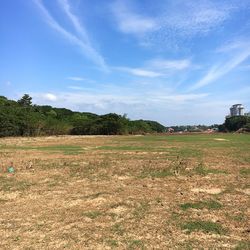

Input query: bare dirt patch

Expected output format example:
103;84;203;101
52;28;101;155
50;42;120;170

191;188;223;194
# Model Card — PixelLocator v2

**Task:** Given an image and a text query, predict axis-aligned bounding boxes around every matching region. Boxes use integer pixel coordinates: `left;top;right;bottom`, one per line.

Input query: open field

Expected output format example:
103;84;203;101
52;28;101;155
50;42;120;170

0;133;249;249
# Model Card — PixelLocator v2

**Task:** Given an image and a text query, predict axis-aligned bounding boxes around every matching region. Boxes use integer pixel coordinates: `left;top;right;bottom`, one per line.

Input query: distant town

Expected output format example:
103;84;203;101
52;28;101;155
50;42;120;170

167;104;250;133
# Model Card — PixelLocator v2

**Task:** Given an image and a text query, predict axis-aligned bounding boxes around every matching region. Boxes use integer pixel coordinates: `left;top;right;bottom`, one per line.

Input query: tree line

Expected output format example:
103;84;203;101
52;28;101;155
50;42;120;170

0;94;166;137
219;116;250;132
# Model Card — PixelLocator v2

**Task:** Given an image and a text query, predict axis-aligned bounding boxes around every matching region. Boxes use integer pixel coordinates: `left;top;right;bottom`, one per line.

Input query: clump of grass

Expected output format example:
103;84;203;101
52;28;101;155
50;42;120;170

82;211;102;219
106;239;118;247
225;212;245;222
234;241;250;250
181;220;226;234
239;168;250;176
111;223;125;236
194;162;227;175
127;239;145;249
133;201;150;219
180;199;222;210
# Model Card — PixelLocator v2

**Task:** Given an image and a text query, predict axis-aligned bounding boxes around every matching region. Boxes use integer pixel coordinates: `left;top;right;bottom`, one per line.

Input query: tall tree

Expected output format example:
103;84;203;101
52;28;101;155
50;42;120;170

17;94;32;107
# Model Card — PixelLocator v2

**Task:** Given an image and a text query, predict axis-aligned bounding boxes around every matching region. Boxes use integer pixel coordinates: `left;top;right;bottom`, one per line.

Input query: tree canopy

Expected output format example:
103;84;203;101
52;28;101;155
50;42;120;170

0;95;166;137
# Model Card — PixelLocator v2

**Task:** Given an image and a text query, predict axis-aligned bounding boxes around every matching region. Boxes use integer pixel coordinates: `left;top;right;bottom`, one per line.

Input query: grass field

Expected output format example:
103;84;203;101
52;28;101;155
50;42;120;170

0;133;249;249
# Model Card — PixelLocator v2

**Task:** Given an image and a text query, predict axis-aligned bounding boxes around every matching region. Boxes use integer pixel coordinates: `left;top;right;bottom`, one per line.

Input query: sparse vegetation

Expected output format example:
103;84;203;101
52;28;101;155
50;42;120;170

0;134;249;248
82;211;102;219
194;162;228;175
181;220;226;234
180;200;222;210
239;168;250;176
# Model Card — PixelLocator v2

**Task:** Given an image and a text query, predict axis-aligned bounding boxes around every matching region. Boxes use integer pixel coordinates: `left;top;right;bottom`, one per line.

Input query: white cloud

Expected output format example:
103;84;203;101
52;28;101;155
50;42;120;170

33;0;108;71
33;89;208;113
67;77;85;81
151;93;209;103
67;86;85;90
147;59;191;70
111;0;157;35
114;58;191;79
190;42;250;90
43;93;58;101
57;0;90;42
115;67;163;77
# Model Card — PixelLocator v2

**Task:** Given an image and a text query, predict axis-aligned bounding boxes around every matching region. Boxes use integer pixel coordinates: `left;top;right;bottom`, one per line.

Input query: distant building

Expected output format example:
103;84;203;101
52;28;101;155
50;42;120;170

230;104;245;116
168;127;174;133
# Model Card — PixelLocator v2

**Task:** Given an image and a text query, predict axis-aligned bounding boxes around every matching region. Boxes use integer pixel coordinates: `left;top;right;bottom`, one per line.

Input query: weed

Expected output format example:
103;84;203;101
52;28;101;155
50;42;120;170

170;156;188;175
181;220;226;234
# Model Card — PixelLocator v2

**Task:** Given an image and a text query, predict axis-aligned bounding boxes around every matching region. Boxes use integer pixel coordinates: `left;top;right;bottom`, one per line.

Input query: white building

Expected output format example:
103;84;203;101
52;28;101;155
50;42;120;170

230;104;245;116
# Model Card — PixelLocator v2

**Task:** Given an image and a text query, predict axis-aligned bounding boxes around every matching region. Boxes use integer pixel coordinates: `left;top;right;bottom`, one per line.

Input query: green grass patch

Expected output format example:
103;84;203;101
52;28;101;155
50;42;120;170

82;211;102;219
239;168;250;176
180;199;222;210
181;220;226;234
98;145;145;151
38;145;83;155
0;144;84;155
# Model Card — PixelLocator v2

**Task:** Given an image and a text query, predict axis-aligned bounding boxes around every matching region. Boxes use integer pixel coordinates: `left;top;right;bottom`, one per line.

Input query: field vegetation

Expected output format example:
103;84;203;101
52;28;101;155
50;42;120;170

0;133;249;249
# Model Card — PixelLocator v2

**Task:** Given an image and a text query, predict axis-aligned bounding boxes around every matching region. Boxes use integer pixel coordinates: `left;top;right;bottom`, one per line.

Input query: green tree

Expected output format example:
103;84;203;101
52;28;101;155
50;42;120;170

17;94;32;107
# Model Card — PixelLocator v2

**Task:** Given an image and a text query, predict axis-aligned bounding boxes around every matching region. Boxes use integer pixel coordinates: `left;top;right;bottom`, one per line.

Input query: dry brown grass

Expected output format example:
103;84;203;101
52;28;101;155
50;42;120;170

0;134;249;249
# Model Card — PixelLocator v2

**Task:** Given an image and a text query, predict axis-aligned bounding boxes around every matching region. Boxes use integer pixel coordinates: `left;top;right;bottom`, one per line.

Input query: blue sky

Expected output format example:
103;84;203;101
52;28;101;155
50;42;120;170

1;0;250;125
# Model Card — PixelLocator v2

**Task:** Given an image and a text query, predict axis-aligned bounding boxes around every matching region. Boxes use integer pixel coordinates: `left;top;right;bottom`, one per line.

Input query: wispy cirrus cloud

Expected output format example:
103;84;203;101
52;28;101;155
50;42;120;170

67;76;85;81
33;0;108;71
57;0;90;42
111;0;249;47
147;58;191;71
115;66;163;78
190;41;250;90
114;58;192;78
